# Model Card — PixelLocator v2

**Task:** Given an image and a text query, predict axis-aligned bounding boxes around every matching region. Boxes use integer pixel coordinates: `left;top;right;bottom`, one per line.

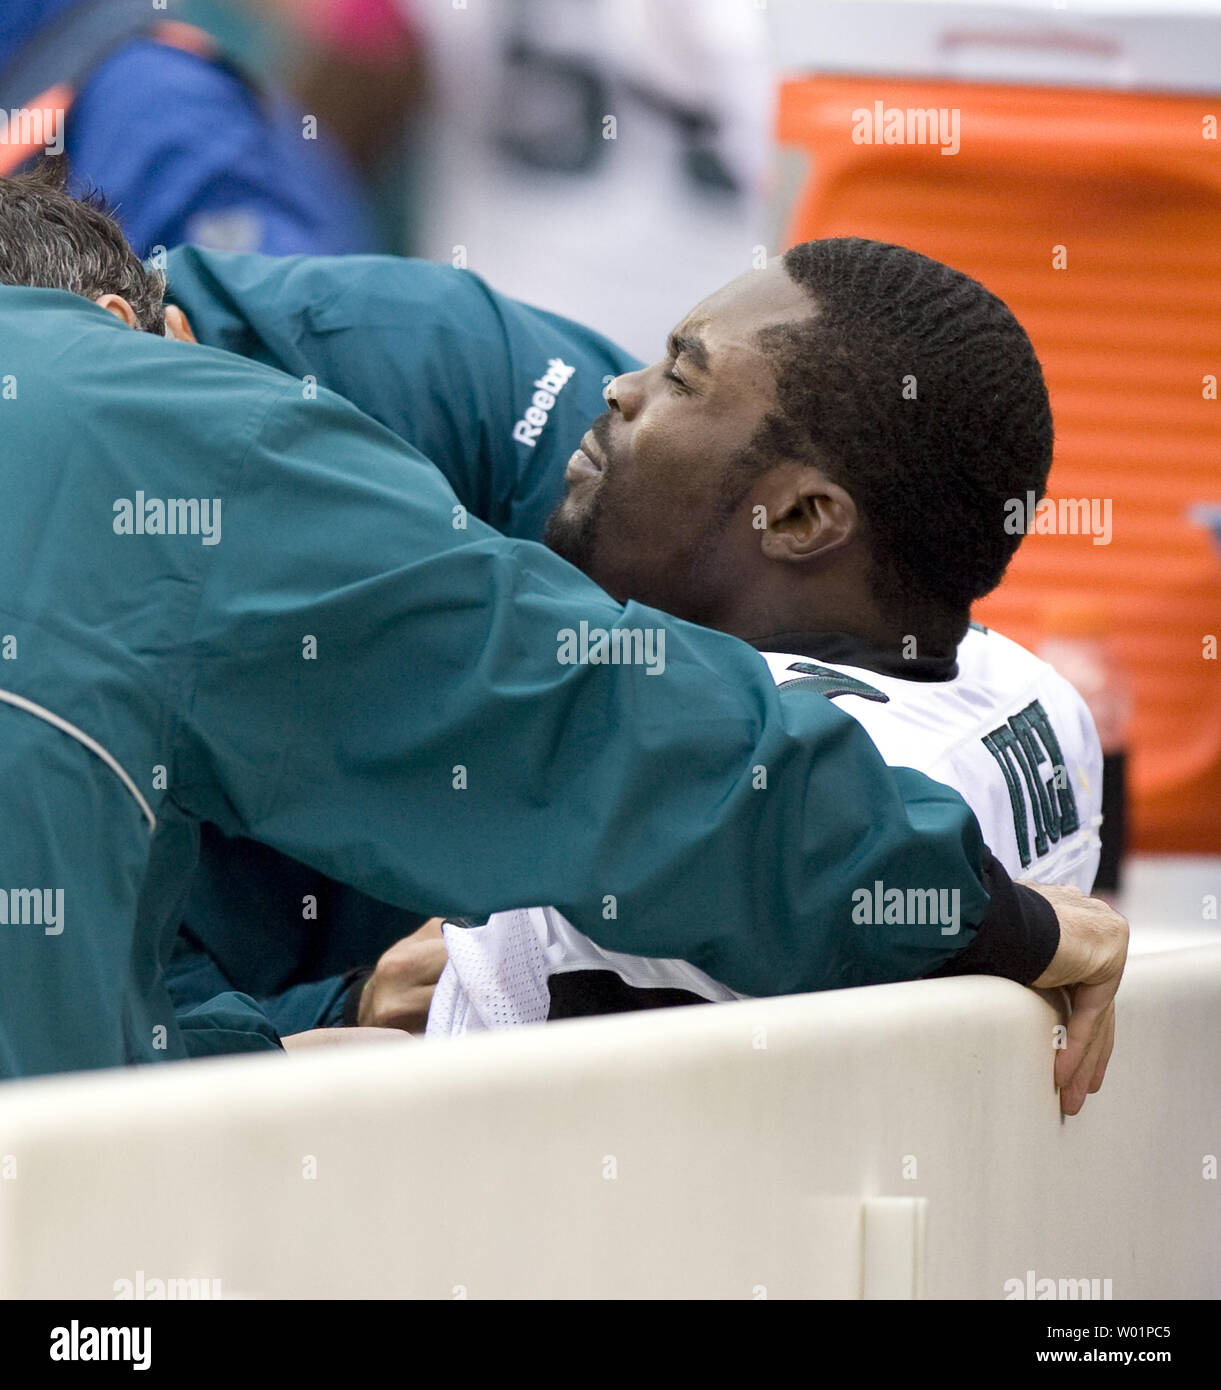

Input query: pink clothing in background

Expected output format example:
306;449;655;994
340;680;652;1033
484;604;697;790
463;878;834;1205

292;0;414;62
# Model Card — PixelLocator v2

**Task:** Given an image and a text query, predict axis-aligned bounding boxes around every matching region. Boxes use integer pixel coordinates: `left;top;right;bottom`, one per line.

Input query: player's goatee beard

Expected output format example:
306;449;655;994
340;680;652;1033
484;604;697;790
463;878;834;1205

543;489;604;579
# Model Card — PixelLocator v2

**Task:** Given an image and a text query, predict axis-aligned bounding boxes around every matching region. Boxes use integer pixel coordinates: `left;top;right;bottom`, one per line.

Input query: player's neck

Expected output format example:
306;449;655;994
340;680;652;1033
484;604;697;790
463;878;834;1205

717;588;902;654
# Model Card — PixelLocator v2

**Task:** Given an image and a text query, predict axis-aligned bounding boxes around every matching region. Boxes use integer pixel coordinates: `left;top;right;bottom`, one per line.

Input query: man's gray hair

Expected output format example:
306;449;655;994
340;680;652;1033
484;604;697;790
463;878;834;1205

0;158;166;333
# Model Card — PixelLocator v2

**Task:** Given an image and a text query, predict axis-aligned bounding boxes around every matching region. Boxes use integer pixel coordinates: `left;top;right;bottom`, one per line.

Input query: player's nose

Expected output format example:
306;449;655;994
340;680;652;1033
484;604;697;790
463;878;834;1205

605;366;646;420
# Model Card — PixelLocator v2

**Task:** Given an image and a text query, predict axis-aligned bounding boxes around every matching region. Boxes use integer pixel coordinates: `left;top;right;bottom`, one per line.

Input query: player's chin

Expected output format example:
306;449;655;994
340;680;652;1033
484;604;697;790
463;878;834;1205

542;498;598;568
549;489;589;528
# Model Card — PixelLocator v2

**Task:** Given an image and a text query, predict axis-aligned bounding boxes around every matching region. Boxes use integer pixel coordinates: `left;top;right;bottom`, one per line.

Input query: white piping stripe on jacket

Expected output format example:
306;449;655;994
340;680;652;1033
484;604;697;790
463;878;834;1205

0;687;157;831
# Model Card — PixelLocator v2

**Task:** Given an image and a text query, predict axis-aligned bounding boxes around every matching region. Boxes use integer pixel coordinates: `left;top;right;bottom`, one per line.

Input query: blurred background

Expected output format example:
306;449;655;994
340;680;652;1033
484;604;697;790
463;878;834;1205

1;0;1218;886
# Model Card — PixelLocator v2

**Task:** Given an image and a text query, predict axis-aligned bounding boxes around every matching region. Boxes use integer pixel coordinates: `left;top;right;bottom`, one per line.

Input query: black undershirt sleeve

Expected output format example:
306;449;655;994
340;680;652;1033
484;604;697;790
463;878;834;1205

339;967;374;1027
924;850;1060;985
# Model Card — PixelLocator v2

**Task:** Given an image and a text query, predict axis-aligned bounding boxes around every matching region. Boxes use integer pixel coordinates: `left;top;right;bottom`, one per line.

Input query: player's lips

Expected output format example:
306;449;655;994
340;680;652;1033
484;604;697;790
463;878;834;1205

565;432;606;484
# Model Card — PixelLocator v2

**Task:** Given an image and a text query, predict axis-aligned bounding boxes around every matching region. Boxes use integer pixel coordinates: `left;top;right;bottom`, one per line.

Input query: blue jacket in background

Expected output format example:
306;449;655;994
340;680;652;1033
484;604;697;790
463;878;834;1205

0;0;376;257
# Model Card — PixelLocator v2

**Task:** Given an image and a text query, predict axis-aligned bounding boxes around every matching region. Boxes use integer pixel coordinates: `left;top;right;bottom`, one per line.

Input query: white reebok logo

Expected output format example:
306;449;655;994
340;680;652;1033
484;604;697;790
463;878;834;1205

512;358;576;448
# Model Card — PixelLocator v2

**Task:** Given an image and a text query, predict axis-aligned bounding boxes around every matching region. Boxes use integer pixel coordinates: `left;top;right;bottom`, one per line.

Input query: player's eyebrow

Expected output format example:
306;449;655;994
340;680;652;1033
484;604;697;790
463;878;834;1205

666;324;710;374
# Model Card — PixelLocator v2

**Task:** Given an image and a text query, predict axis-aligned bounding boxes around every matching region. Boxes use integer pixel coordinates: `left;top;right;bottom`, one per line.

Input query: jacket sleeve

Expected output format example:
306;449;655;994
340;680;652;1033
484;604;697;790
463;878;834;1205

174;386;1052;999
163;928;283;1055
162;245;641;540
257;975;356;1034
175;994;283;1057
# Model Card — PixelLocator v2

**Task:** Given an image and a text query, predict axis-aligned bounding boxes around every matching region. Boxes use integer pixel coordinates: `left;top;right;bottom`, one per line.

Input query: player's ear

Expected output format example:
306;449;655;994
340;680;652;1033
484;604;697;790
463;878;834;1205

164;305;197;343
757;465;858;564
94;293;138;329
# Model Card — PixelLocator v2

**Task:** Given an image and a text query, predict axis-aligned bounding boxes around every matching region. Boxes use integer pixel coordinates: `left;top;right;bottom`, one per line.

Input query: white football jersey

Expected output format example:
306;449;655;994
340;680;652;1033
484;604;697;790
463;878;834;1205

427;624;1103;1037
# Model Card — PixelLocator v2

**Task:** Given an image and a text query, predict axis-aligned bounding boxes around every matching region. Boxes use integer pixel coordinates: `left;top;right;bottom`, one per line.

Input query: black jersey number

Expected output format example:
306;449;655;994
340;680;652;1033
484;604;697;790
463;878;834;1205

982;699;1080;868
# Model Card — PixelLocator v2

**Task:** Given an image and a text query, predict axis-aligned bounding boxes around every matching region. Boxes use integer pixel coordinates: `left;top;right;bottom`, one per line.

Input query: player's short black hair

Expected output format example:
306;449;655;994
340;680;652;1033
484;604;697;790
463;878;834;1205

736;237;1053;647
0;157;165;333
